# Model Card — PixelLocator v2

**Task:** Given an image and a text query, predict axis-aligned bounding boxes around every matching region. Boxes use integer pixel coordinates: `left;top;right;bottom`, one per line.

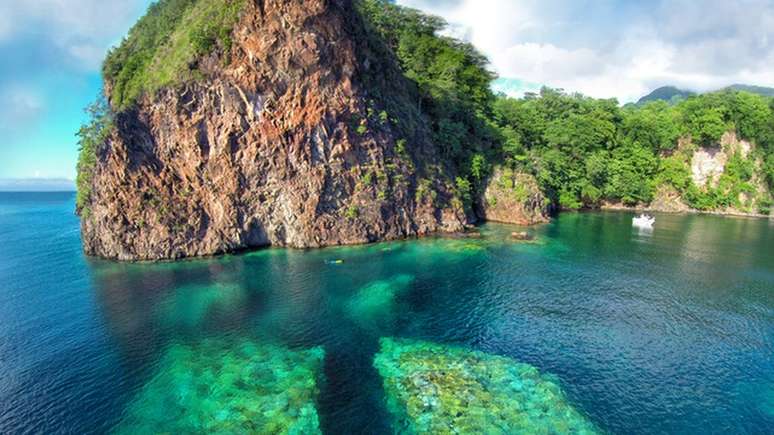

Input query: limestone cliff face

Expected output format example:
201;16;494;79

478;167;549;225
81;0;468;261
689;131;770;214
690;132;754;188
604;131;771;217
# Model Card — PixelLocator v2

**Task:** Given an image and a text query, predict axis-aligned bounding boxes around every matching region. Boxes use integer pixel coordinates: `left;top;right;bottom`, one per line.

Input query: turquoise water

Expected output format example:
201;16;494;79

0;192;773;433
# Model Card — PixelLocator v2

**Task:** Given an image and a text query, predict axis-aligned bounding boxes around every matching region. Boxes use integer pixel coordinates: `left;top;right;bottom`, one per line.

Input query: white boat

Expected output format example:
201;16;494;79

633;214;655;229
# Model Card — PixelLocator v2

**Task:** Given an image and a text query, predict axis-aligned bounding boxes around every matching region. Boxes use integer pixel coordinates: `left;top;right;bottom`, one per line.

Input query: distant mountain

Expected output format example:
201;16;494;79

637;84;774;106
724;84;774;97
636;86;696;106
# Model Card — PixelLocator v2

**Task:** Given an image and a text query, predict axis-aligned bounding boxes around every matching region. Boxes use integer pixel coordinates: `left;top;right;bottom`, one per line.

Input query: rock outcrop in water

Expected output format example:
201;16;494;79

479;167;549;225
80;0;470;260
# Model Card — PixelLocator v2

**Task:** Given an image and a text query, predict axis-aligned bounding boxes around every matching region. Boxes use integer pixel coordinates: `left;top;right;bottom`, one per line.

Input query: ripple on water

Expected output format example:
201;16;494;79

2;194;774;435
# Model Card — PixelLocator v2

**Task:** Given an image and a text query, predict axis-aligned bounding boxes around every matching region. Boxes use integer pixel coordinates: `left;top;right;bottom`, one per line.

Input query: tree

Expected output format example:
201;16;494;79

622;101;680;151
76;95;114;214
605;144;658;205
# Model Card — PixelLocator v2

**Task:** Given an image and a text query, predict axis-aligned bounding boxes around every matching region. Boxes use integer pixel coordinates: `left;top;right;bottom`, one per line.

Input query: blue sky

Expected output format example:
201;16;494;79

0;0;151;184
2;0;774;185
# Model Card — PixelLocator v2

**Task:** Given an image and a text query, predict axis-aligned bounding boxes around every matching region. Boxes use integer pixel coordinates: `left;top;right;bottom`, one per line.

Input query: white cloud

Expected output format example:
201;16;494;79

398;0;774;102
0;12;10;40
0;0;146;69
0;87;44;131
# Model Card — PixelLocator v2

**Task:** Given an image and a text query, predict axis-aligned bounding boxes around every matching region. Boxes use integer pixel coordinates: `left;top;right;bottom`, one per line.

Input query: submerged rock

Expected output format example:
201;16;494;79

511;231;535;241
114;339;325;434
345;274;415;326
373;338;599;434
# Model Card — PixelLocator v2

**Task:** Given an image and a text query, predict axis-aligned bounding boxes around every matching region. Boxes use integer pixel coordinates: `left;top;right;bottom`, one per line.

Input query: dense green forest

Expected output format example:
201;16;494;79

78;0;774;216
492;89;774;213
360;0;774;214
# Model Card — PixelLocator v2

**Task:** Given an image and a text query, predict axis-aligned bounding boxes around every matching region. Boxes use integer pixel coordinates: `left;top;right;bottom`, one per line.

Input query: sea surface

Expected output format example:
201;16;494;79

0;192;772;434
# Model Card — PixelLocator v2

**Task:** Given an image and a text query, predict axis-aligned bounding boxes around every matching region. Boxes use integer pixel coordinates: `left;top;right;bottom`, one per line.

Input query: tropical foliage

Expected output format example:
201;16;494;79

358;1;772;213
103;0;246;110
492;88;774;211
356;0;499;203
75;96;113;215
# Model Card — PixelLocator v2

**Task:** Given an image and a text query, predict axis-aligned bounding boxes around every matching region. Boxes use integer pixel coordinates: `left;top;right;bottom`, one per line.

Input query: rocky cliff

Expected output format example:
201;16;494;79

81;0;469;261
603;131;772;217
478;167;549;225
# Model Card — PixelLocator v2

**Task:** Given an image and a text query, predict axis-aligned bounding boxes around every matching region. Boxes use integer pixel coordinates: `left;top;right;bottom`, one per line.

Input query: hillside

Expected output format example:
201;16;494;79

638;84;774;105
636;86;695;106
76;0;772;260
725;84;774;97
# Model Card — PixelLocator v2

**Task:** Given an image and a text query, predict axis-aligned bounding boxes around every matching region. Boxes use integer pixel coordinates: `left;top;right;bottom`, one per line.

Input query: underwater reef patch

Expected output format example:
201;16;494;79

373;337;600;434
154;282;247;329
114;339;325;434
345;274;415;326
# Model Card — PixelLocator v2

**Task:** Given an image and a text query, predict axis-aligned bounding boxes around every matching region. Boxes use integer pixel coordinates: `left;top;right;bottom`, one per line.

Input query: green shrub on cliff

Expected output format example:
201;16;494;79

103;0;246;110
766;154;774;190
75;96;113;215
685;151;759;211
356;0;498;192
655;155;692;192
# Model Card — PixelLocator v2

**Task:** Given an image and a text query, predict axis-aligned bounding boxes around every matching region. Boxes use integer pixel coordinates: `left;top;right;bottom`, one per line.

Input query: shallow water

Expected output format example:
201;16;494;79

0;192;772;434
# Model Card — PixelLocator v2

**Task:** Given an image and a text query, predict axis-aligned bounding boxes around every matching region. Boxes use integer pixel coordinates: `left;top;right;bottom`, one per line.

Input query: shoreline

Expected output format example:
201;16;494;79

598;204;772;220
83;208;770;263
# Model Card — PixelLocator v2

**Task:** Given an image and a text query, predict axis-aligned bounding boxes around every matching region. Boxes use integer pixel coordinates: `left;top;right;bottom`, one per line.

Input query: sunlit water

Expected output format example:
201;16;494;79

0;192;772;434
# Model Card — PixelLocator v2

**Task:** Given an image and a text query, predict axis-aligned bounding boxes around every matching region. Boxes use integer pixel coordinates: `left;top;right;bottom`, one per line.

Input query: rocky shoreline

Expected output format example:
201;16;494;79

600;203;772;219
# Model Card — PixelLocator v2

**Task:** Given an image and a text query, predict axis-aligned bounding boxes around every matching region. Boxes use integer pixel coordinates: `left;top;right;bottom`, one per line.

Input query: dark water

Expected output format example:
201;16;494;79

0;192;772;434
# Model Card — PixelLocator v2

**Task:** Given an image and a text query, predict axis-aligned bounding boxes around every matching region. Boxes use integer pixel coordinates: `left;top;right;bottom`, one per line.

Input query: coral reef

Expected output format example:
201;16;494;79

373;338;599;434
114;339;325;434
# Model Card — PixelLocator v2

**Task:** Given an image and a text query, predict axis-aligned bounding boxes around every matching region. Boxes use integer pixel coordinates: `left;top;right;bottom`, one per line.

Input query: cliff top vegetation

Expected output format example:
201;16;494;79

102;0;246;111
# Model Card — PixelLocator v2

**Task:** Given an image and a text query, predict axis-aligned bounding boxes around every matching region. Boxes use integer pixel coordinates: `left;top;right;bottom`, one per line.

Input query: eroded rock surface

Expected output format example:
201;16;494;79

691;132;754;188
479;167;549;225
81;0;468;260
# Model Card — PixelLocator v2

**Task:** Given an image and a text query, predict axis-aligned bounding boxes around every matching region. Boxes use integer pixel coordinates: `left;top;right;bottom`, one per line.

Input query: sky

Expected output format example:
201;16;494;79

0;0;152;185
1;0;774;185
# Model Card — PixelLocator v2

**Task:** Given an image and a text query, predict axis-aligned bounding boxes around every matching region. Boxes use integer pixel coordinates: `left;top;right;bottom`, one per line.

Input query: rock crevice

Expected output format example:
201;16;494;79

81;0;468;261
